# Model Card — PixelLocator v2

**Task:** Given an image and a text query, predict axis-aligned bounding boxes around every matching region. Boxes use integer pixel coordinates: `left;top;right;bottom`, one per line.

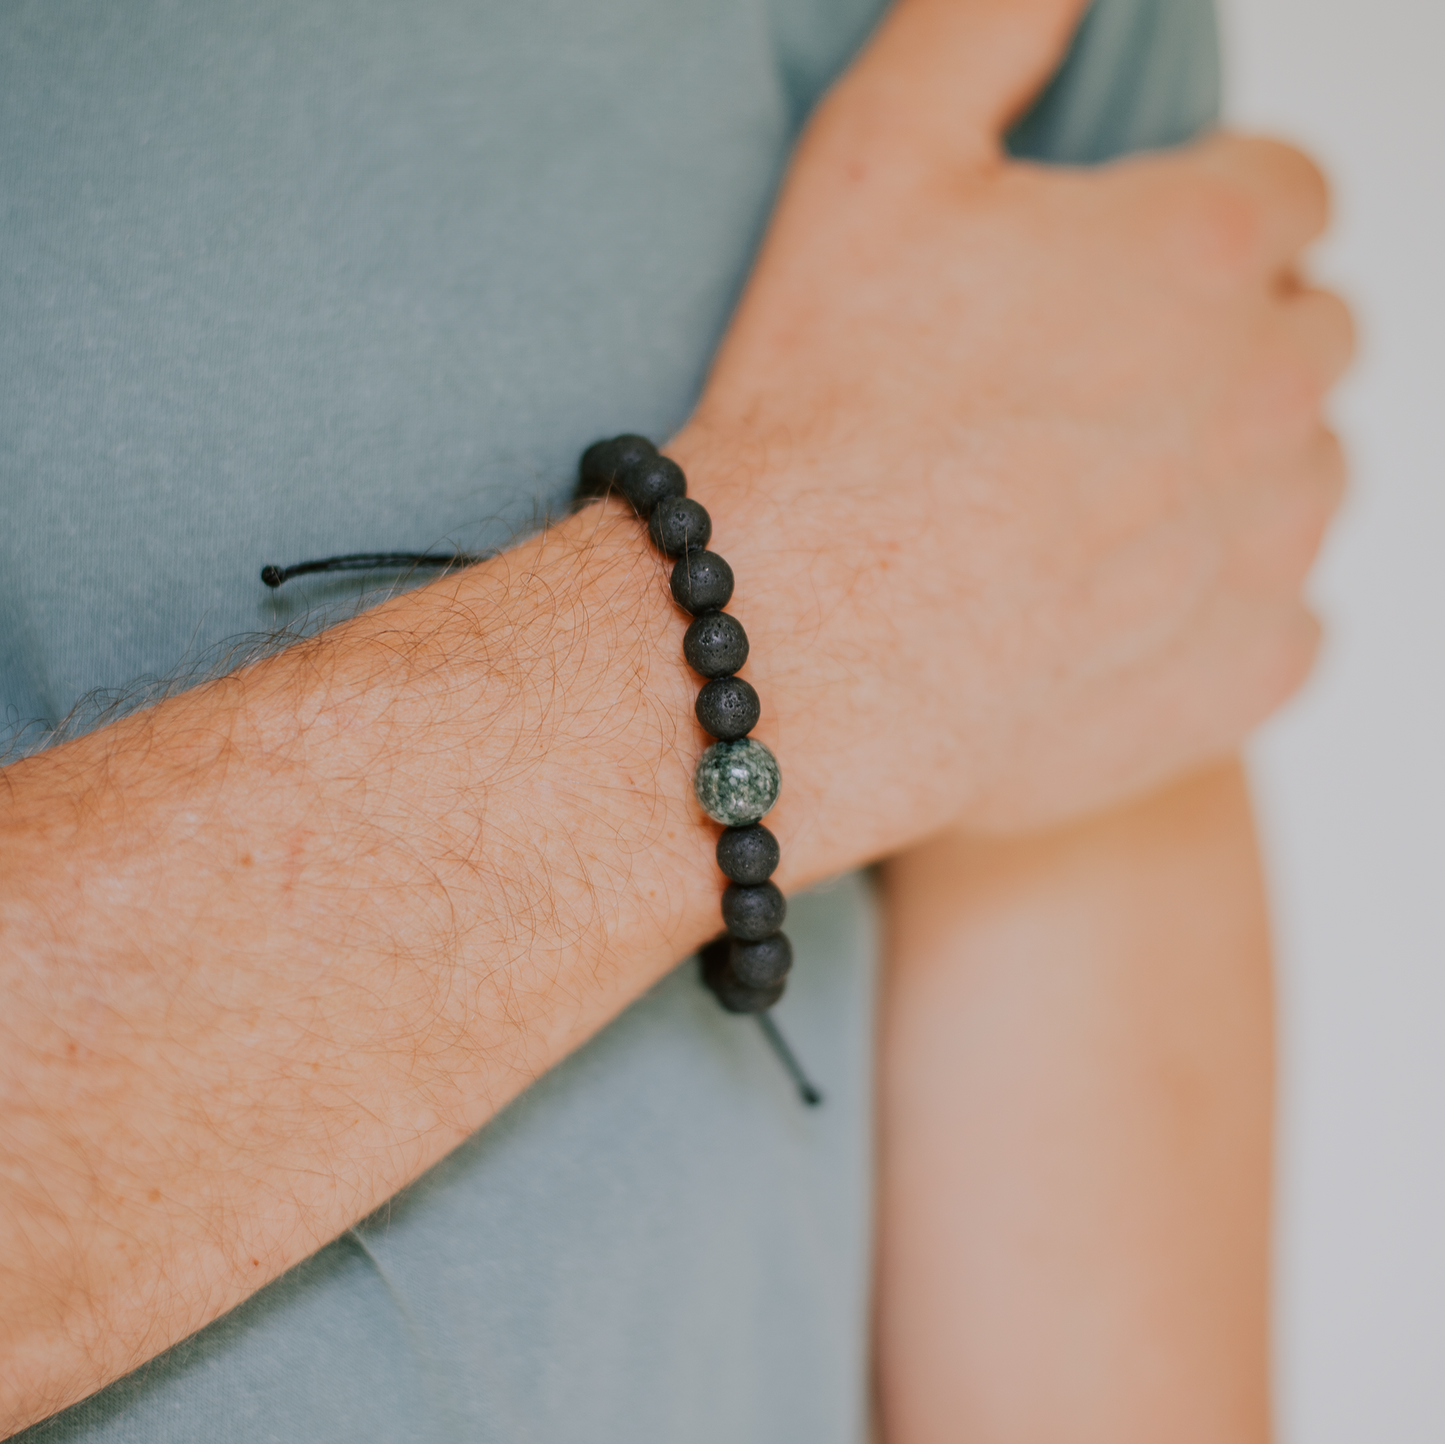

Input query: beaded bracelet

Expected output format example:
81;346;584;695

261;439;821;1104
578;434;821;1104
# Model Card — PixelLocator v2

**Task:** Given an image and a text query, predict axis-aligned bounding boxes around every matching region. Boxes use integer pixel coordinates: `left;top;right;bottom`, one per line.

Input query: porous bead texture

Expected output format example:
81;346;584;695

700;938;787;1014
695;676;760;741
577;436;793;1018
670;550;733;615
618;454;686;516
729;933;793;989
716;824;779;885
648;496;711;556
579;433;655;496
722;881;786;941
683;611;749;678
693;738;781;826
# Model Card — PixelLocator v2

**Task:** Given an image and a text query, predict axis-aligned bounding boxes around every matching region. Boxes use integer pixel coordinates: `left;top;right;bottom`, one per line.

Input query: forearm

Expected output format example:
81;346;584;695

877;762;1273;1443
4;414;1043;1430
0;499;741;1428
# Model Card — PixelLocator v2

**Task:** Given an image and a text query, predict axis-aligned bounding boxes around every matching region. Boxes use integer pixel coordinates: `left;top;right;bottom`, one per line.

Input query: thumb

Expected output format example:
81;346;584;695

821;0;1088;168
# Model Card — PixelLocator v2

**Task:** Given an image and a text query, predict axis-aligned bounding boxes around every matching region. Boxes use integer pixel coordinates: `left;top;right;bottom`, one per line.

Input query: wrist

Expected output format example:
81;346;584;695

334;497;728;1054
663;419;985;876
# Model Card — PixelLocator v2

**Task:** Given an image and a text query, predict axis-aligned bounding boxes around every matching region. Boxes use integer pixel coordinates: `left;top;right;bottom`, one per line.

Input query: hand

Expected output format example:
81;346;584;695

671;0;1352;849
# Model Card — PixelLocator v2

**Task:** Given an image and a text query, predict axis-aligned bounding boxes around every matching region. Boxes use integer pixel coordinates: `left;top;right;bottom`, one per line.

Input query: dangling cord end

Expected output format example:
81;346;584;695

756;1012;823;1107
260;552;492;589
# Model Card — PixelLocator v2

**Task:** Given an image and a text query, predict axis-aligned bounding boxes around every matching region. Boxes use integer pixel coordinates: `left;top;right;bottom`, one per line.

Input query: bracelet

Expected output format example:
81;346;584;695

261;443;821;1105
578;435;821;1105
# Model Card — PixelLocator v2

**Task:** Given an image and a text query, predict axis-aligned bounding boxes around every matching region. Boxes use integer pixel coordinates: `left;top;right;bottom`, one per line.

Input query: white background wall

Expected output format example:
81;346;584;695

1219;1;1445;1438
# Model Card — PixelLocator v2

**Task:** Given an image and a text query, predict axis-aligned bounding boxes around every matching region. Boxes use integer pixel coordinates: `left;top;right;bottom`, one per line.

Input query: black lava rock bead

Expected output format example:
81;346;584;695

701;937;786;1013
670;550;733;615
695;676;760;741
722;881;786;941
578;434;655;496
618;454;686;516
648;495;712;556
716;824;780;885
729;932;793;989
683;611;748;678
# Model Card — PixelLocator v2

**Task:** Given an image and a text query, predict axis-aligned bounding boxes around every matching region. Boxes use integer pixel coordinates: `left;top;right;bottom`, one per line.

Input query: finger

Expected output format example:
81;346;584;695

1209;596;1324;730
824;0;1090;168
1229;428;1347;593
1228;298;1353;458
1184;133;1332;271
1148;593;1323;763
1310;425;1349;519
1279;286;1356;391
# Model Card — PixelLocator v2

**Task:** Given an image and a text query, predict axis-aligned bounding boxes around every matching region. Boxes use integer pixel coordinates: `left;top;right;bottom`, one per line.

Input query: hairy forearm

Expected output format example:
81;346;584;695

4;413;1037;1429
877;763;1273;1444
0;500;740;1428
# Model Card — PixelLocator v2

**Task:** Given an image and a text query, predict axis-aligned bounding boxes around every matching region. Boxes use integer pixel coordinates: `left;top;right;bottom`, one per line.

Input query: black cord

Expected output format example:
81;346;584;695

260;551;491;588
755;1013;823;1107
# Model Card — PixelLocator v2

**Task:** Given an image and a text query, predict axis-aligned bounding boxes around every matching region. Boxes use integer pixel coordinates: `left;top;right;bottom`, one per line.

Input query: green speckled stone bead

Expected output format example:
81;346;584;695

693;738;781;826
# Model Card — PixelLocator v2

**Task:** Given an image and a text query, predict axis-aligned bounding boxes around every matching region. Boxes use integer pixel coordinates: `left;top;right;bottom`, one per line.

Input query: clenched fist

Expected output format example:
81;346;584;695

670;0;1351;858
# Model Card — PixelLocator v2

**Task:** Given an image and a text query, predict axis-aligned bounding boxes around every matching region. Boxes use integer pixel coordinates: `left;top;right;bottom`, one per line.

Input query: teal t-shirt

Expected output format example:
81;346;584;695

2;0;1217;1438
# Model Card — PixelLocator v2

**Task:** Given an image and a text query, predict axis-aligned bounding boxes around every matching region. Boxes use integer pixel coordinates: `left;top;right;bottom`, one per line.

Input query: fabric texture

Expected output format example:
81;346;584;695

4;0;1217;1438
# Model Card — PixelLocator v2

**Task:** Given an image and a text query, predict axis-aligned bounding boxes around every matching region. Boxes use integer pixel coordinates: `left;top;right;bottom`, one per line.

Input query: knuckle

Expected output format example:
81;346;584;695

1315;428;1349;515
1231;441;1345;590
1259;137;1331;228
1267;354;1326;431
1252;608;1323;718
1182;134;1332;277
1231;134;1332;229
1290;286;1358;382
1174;180;1265;283
1319;288;1356;352
1278;491;1334;579
1319;288;1359;371
1237;349;1324;445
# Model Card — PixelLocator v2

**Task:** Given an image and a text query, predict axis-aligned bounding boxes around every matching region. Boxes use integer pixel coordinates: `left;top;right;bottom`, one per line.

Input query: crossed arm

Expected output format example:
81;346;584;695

880;763;1274;1444
0;0;1347;1433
